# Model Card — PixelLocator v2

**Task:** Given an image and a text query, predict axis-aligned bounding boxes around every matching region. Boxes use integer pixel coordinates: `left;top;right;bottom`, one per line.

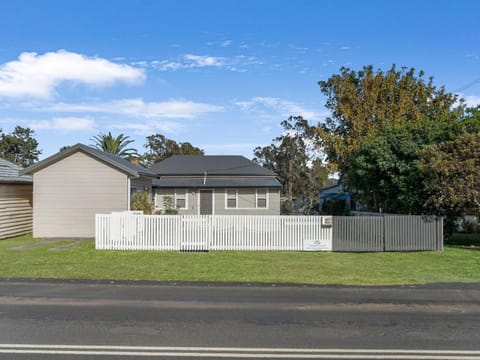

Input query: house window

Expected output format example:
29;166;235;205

256;188;267;208
226;188;237;208
175;189;188;209
155;189;174;210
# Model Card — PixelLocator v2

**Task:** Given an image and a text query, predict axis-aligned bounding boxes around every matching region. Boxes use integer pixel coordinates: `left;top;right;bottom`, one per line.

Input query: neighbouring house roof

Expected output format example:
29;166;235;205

319;182;342;192
319;181;351;200
152;176;282;188
150;155;277;176
0;158;32;184
20;143;157;178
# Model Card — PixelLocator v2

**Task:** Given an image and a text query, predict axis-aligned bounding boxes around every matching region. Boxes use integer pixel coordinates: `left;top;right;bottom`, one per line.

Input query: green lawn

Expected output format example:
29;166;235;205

0;235;479;285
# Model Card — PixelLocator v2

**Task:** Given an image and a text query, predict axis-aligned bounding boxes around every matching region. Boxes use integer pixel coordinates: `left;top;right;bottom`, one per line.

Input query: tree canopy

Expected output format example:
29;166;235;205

420;130;480;228
0;126;42;167
142;133;204;167
253;116;328;214
90;132;138;159
317;65;461;172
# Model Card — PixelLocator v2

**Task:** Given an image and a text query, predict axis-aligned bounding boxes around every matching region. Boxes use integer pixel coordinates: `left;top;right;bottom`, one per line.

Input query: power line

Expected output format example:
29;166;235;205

454;78;480;93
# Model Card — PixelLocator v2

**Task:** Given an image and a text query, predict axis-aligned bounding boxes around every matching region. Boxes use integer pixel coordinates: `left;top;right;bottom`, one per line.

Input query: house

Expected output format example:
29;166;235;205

150;155;282;215
21;144;157;238
319;181;352;214
0;158;33;239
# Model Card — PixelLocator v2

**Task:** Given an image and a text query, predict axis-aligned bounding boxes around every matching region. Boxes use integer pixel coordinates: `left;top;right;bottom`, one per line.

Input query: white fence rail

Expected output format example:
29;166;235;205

96;214;332;251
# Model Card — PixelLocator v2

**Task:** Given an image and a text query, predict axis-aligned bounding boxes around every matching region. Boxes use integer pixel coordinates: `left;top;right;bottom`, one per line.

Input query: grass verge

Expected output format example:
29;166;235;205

0;235;479;285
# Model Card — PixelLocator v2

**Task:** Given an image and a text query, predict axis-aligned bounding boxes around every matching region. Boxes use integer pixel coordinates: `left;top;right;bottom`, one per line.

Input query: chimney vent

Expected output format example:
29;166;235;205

130;157;140;166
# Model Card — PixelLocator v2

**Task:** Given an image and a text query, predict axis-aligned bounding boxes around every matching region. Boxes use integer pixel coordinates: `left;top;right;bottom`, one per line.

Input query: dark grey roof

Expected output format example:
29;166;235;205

150;155;277;176
21;143;156;178
0;158;32;184
152;176;281;188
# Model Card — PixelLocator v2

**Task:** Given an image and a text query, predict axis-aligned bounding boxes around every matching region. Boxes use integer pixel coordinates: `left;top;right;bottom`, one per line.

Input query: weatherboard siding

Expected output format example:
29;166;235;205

0;184;33;239
33;152;129;238
214;188;281;215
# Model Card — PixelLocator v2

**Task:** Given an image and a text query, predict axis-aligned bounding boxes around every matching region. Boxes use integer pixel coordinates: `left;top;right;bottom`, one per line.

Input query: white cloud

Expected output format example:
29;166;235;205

0;50;145;99
234;97;319;120
146;54;264;73
464;95;480;107
45;98;224;119
221;40;233;47
184;54;226;67
152;54;227;71
29;116;95;131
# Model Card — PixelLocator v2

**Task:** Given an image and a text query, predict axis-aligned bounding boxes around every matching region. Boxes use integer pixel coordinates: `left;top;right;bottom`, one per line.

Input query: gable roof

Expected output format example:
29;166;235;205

150;155;277;176
0;158;32;184
21;143;157;178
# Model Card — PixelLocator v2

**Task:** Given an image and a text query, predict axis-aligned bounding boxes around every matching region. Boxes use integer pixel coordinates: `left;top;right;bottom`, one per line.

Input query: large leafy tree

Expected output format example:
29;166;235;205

346;114;480;214
90;132;138;159
346;105;480;235
420;131;480;235
0;126;42;167
253;116;328;214
317;65;461;173
143;133;204;167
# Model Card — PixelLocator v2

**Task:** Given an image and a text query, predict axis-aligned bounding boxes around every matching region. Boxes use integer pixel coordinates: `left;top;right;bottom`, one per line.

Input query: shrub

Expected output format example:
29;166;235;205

462;218;480;234
321;199;350;216
131;191;153;215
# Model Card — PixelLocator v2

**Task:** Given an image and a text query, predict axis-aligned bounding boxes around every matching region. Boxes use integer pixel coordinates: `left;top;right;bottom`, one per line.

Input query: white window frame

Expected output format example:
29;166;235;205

256;188;269;209
225;188;238;209
174;188;189;210
223;188;269;210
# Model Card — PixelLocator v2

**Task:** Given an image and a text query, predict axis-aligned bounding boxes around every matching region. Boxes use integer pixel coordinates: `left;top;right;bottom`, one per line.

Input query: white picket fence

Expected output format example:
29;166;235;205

95;213;333;251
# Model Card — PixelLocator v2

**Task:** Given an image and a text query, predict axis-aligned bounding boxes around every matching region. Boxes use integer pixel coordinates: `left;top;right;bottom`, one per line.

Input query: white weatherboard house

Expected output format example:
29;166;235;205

21;145;282;238
0;158;33;239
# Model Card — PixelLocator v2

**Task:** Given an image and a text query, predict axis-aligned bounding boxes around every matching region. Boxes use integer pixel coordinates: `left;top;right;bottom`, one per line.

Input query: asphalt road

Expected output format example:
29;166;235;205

0;279;479;359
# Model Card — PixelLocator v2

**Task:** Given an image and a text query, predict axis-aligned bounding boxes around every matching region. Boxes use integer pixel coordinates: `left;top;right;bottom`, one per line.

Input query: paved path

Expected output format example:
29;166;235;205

8;239;90;251
0;280;479;359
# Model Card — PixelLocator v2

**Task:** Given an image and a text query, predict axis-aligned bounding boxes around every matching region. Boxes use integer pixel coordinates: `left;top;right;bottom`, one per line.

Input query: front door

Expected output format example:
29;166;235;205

199;190;213;215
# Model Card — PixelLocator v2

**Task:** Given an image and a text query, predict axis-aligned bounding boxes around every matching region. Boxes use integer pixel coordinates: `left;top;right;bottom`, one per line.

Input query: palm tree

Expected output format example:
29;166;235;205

90;132;139;159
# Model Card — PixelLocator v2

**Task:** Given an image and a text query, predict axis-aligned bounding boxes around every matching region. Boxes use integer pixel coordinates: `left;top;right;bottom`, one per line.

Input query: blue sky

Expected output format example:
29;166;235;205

0;0;479;159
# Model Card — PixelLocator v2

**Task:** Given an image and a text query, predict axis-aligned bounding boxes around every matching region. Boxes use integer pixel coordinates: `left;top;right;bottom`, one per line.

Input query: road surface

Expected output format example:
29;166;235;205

0;279;479;359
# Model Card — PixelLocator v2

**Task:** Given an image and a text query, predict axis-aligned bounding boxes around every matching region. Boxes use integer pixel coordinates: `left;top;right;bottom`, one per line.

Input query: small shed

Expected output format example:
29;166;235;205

0;158;33;239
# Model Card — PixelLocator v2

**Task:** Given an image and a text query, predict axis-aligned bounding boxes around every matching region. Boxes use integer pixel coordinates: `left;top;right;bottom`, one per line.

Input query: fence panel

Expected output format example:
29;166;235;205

332;216;442;252
384;216;441;251
96;214;332;251
332;216;384;252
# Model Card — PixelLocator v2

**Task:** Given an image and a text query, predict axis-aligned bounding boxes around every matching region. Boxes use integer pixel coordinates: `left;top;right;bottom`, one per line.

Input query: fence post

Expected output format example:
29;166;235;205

437;217;444;251
382;215;386;252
